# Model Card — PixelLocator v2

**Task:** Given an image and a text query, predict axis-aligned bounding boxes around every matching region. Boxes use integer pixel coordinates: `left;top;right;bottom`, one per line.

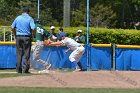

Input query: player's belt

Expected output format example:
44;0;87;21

16;35;31;37
78;45;82;47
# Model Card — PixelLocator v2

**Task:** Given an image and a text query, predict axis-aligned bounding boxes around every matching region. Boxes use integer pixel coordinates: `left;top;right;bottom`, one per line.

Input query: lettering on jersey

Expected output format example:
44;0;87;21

37;27;44;35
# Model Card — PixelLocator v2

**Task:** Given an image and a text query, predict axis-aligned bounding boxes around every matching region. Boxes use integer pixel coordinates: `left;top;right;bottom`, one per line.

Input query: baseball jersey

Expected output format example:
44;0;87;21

35;23;51;41
61;37;81;50
74;35;86;43
11;13;35;36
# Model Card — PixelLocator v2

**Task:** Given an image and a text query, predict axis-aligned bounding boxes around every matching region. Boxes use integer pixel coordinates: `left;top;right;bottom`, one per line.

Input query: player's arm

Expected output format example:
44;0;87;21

65;48;71;54
11;28;16;36
11;19;17;36
44;38;53;46
50;41;62;46
32;28;36;38
44;30;54;45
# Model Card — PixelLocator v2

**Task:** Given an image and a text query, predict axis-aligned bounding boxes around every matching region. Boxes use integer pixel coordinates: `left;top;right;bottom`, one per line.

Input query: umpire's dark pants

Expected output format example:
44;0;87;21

16;36;31;73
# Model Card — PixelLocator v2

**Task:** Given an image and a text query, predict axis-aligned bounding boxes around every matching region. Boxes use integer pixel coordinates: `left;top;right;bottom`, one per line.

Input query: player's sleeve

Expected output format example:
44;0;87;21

11;18;17;29
44;29;52;38
61;40;65;44
30;18;36;30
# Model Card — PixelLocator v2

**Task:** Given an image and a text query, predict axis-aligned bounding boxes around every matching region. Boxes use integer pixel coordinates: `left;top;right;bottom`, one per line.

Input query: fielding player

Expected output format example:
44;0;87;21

31;19;51;73
49;32;85;72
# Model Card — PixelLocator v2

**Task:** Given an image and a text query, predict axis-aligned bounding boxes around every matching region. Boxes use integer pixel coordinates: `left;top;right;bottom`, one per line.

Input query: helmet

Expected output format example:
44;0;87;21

34;18;41;24
60;32;66;37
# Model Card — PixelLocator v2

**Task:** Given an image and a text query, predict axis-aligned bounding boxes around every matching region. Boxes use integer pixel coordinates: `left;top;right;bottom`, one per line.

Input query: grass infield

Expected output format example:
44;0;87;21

0;87;139;93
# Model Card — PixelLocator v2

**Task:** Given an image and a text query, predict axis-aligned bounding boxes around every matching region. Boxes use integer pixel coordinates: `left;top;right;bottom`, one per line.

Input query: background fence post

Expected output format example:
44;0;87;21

112;43;116;70
3;27;6;42
86;0;90;71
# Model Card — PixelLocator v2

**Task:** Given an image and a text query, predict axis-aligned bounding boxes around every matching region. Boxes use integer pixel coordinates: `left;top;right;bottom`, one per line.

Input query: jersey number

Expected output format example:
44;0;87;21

37;27;44;35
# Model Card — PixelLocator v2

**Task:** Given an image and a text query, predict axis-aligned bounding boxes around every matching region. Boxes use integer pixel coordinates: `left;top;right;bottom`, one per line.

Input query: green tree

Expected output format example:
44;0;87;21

0;0;20;25
0;0;140;28
71;9;86;26
18;0;37;18
90;3;117;28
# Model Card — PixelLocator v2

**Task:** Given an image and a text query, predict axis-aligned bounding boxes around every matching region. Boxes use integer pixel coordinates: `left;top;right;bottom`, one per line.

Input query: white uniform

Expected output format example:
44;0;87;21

31;40;45;65
61;37;85;62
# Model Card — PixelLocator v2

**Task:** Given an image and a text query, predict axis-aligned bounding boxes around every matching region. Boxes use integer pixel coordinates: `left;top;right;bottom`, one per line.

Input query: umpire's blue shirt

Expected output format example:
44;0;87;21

11;13;35;36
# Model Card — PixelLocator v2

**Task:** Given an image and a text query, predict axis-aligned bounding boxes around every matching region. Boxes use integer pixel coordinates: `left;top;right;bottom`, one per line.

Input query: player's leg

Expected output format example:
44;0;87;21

69;46;85;71
31;44;36;53
77;62;82;70
32;42;51;70
16;37;23;73
76;46;85;70
69;50;81;71
22;37;32;73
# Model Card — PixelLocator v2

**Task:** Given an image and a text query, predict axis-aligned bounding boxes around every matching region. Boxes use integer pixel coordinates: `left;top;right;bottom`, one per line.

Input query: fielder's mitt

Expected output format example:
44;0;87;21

44;40;50;46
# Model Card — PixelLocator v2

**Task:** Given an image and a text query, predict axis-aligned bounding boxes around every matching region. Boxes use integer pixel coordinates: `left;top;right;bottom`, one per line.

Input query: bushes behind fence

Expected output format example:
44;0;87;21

1;26;140;45
59;27;140;45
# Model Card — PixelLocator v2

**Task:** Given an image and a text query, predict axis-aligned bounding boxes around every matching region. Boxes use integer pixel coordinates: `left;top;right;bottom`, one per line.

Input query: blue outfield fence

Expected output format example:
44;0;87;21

116;48;140;70
1;42;140;71
90;47;112;70
29;45;112;70
0;45;16;68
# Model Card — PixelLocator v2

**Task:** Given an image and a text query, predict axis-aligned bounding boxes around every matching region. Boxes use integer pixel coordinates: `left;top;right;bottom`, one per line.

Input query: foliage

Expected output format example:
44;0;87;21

0;0;140;28
89;28;140;45
90;3;117;28
63;27;140;45
0;0;20;25
71;3;117;28
1;26;140;45
45;27;140;45
71;10;86;26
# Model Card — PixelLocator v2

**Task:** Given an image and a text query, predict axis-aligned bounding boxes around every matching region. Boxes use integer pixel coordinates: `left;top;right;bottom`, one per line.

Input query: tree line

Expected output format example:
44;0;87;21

0;0;140;29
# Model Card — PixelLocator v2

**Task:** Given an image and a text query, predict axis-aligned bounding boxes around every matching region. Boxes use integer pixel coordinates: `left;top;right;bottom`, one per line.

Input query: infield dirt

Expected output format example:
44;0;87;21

0;71;139;88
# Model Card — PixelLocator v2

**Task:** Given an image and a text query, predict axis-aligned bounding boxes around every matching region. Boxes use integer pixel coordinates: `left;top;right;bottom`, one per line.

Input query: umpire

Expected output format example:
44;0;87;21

11;7;36;73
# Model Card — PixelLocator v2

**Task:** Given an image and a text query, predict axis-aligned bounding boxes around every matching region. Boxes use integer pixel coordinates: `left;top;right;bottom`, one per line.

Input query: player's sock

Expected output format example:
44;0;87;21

77;62;82;70
72;61;78;69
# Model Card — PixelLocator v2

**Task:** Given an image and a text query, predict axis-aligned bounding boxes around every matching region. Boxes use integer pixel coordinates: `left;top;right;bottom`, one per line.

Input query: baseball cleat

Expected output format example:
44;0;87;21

45;64;52;70
38;69;49;74
73;68;81;72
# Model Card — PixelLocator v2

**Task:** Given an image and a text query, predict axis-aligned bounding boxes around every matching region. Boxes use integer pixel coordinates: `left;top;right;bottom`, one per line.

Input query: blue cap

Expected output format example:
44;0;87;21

59;32;66;38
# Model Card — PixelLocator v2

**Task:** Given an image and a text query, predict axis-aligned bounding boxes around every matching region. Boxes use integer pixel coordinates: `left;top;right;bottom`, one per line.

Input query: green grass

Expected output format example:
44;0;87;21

0;73;32;78
0;87;139;93
0;69;15;72
0;69;32;78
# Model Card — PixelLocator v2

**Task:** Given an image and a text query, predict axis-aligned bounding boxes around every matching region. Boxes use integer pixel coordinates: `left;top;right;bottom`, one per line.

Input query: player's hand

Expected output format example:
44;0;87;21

65;50;69;54
49;40;53;43
44;40;50;46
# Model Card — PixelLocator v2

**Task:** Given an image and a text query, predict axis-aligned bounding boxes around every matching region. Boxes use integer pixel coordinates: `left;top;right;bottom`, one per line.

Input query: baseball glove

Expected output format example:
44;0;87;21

44;40;50;46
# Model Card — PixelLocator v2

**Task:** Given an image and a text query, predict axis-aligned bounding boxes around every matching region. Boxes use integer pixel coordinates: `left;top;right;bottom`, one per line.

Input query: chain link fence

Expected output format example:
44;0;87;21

0;26;15;42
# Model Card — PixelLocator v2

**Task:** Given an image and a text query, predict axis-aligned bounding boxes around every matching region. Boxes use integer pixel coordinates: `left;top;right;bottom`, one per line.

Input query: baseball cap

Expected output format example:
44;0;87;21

77;29;82;33
59;32;66;38
22;7;30;13
50;26;55;30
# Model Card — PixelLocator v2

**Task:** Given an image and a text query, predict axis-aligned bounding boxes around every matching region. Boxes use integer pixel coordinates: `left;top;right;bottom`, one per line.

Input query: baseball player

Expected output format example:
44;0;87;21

49;32;85;72
31;19;51;73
